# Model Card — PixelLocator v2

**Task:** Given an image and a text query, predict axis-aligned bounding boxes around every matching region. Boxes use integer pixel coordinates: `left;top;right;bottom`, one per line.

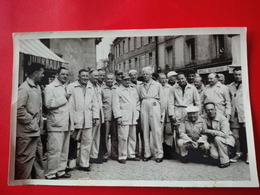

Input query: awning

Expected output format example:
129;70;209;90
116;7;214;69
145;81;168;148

19;39;66;63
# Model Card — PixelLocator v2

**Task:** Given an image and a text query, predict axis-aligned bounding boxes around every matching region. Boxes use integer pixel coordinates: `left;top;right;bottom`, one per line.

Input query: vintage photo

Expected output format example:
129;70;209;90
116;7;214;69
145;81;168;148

9;28;259;187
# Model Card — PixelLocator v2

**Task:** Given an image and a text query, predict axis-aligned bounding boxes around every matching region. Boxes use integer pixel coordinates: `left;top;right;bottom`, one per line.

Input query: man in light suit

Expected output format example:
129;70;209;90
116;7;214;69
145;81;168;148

67;69;99;172
203;102;235;168
89;70;104;164
16;63;45;180
44;67;72;179
139;66;165;163
113;73;140;164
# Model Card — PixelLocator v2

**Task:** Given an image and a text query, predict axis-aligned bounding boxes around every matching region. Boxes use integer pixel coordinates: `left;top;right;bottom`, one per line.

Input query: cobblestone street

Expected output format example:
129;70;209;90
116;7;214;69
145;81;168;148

64;158;250;181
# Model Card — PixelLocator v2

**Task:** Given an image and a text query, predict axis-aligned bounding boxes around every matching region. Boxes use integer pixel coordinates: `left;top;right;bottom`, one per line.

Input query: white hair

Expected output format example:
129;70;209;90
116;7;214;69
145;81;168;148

142;66;153;74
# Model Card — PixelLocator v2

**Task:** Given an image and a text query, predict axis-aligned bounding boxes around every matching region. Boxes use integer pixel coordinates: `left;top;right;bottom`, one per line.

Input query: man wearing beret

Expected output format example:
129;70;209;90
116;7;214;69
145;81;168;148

177;106;209;163
112;73;140;164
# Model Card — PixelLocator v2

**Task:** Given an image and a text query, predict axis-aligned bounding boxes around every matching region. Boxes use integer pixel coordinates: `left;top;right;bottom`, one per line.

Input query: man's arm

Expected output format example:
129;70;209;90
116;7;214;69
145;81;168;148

17;87;33;124
44;85;68;110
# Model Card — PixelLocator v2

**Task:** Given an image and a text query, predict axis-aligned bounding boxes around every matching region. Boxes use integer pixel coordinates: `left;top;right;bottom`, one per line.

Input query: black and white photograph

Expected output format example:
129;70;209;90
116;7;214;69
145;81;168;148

9;28;259;187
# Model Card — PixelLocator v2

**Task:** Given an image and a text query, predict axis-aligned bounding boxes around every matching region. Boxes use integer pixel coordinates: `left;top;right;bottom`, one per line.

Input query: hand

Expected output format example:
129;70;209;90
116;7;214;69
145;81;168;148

117;117;122;125
93;118;99;126
65;93;71;100
170;116;177;123
226;114;231;121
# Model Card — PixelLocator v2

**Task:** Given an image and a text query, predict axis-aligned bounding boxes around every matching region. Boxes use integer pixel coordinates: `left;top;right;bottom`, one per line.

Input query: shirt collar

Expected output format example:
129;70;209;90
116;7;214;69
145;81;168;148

26;78;37;88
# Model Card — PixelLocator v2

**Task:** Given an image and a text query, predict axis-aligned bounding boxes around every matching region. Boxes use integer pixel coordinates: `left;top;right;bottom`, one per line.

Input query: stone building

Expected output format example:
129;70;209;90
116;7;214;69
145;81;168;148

108;35;238;83
108;36;157;74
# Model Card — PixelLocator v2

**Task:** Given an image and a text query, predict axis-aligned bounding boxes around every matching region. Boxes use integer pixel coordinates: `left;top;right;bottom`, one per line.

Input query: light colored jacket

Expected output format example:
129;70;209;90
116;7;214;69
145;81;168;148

44;78;71;132
178;116;208;144
203;113;235;147
112;85;140;125
101;84;117;122
201;82;231;116
88;81;105;123
68;81;99;129
229;82;245;123
168;83;201;119
138;79;165;114
17;78;43;137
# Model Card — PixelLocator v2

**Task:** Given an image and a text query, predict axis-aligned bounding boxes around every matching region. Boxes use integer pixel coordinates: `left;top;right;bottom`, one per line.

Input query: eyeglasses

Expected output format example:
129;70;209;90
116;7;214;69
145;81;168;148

117;73;123;76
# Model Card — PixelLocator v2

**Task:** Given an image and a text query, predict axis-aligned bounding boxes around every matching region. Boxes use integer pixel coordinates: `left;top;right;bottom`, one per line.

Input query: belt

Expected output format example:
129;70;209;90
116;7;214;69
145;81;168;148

142;97;159;101
174;105;187;108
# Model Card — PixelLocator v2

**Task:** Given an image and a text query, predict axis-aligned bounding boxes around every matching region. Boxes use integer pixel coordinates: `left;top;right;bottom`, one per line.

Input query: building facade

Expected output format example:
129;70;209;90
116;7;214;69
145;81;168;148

108;35;237;83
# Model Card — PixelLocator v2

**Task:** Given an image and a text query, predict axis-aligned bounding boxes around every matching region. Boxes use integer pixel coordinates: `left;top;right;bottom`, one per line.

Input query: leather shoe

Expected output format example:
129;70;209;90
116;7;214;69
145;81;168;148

46;176;58;180
142;156;152;162
118;159;126;164
90;158;103;164
219;162;230;168
155;158;163;163
78;166;91;172
58;173;71;178
127;157;141;161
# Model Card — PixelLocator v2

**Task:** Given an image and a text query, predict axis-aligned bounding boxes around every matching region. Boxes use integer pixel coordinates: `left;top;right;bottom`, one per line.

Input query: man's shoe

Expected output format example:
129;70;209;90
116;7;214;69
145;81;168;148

155;158;163;163
219;162;230;168
89;158;103;164
246;154;249;164
127;157;141;161
58;173;71;178
118;159;126;164
230;153;241;163
46;176;58;180
78;166;91;172
103;158;108;163
180;156;189;163
142;156;152;162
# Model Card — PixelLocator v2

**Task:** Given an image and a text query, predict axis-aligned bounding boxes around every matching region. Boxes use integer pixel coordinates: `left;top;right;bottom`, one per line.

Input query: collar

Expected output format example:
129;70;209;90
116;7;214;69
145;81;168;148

26;78;37;88
53;78;65;87
176;83;192;89
142;79;154;85
103;84;116;90
205;113;221;122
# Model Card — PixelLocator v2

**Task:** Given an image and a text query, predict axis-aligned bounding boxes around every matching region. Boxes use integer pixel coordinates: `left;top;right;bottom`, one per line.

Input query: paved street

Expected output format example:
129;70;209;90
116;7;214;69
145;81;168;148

65;158;250;181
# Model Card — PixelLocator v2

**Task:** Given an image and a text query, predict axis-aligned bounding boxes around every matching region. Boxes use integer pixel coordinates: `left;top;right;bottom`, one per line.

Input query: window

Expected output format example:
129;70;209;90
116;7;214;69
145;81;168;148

213;35;225;58
186;38;195;62
122;40;125;54
123;61;125;71
129;59;132;69
148;36;153;43
166;46;173;67
149;52;153;65
128;38;131;52
134;37;137;49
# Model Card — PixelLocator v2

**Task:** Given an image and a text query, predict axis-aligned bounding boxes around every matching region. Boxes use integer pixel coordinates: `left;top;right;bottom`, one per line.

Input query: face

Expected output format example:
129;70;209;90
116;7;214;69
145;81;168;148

168;75;177;83
217;75;225;84
142;70;152;82
90;70;99;84
187;73;195;83
194;78;202;89
158;74;167;86
187;112;199;122
208;73;218;86
106;74;115;87
177;74;187;86
205;104;216;119
57;69;69;84
34;68;45;83
130;72;138;82
233;70;242;82
98;71;105;82
79;71;89;85
116;72;123;82
122;78;131;87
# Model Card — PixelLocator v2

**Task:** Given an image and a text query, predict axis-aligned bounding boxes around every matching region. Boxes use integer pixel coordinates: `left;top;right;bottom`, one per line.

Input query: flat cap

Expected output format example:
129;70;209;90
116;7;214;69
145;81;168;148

186;106;200;113
167;71;178;78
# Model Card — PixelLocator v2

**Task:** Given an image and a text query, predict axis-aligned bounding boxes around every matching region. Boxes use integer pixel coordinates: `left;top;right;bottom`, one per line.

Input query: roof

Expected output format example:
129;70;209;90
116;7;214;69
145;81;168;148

19;39;66;63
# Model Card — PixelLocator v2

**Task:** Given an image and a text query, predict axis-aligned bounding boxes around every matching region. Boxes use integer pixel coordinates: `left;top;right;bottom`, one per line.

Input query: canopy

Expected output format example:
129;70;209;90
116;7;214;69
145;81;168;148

19;39;66;63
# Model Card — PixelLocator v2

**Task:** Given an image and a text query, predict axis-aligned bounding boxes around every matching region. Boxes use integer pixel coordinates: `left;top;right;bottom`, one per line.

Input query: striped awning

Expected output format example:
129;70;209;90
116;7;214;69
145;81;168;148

19;39;66;63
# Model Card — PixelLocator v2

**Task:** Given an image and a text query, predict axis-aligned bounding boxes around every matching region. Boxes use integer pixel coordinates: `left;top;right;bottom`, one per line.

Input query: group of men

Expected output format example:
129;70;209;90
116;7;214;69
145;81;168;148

15;63;248;180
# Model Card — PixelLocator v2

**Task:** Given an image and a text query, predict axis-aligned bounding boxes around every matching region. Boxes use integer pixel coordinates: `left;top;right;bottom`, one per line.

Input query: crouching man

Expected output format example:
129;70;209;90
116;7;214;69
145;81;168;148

203;102;235;168
112;73;140;164
177;106;209;163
